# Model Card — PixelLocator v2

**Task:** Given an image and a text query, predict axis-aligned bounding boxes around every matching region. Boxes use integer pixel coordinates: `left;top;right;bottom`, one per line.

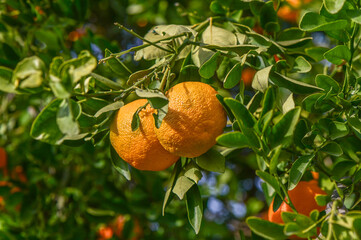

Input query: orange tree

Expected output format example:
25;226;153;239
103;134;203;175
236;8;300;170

1;0;361;239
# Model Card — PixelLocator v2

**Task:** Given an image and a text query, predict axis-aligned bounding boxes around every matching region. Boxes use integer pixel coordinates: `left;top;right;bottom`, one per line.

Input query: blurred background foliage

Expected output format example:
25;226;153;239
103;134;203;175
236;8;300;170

0;0;340;239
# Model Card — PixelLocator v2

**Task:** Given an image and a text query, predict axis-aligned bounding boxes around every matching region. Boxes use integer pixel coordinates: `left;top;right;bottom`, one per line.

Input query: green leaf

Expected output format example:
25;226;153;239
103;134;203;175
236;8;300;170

0;66;16;93
110;145;131;181
246;217;287;240
252;66;272;93
270;107;301;148
305;47;329;62
163;161;181;215
320;142;343;156
324;0;346;14
30;99;65;145
12;56;45;92
90;73;122;90
288;155;314;190
172;176;195;200
256;170;281;195
56;99;81;136
210;1;226;14
347;9;361;24
324;45;351;65
353;217;361;239
105;49;132;76
269;146;282;175
186;185;203;234
331;160;356;179
299;12;349;32
315;195;330;207
184;162;203;184
127;68;153;85
195;147;225;173
135;89;168;109
223;63;242;89
315;74;340;93
270;72;322;94
86;208;115;217
199;51;220;79
131;111;140;131
261;86;276;118
216;132;249;148
277;38;312;48
201;45;258;56
224;98;256;128
260;2;278;32
329;121;349;140
94;101;124;118
292;56;312;73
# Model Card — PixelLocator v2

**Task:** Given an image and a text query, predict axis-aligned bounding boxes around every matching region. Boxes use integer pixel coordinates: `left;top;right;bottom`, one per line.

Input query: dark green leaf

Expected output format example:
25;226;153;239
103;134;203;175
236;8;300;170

216;132;249;148
299;12;349;32
288;155;314;190
246;217;287;240
223;63;242;89
110;145;131;180
0;66;16;93
324;0;346;14
270;107;301;148
270;72;322;94
199;51;220;79
320;142;343;156
324;45;351;65
224;98;256;128
315;74;340;93
305;47;329;62
256;170;281;195
135;89;168;109
131;111;140;131
195;147;225;173
329;121;349;140
186;185;203;234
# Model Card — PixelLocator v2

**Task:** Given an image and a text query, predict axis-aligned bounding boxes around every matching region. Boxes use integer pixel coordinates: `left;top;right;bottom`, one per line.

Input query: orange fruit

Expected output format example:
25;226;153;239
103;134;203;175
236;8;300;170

268;180;326;239
97;226;113;240
113;215;142;240
11;166;27;183
241;68;256;88
110;99;179;171
0;148;7;169
154;82;227;158
277;0;313;23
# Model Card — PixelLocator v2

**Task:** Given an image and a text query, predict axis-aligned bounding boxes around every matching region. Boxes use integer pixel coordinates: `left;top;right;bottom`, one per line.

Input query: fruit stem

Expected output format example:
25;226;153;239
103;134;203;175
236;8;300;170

160;67;170;91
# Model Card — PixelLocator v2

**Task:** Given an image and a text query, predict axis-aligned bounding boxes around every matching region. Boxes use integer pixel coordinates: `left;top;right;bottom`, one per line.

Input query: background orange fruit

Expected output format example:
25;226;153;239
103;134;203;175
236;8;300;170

241;68;256;88
97;226;113;240
0;148;7;169
155;82;227;158
268;180;326;223
110;99;179;171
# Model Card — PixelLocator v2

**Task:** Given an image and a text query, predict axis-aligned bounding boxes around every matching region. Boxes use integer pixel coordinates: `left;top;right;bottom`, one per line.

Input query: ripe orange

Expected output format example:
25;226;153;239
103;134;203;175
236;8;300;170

268;180;326;239
311;171;319;180
97;226;113;240
241;68;256;88
154;82;227;158
110;99;179;171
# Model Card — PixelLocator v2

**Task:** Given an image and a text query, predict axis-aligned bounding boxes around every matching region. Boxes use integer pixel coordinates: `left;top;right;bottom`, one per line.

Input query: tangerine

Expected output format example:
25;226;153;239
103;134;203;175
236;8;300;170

154;82;227;158
241;68;256;88
110;99;179;171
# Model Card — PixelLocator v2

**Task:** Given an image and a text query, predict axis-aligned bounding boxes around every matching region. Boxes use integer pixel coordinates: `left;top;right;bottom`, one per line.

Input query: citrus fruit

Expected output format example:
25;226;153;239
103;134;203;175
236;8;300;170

97;226;113;240
311;171;319;180
241;68;256;88
112;215;142;240
110;99;179;171
268;180;326;223
154;82;227;158
277;0;313;23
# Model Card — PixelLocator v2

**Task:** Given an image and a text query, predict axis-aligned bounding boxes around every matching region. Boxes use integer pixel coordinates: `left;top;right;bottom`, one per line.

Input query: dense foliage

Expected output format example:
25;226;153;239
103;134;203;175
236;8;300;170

1;0;361;239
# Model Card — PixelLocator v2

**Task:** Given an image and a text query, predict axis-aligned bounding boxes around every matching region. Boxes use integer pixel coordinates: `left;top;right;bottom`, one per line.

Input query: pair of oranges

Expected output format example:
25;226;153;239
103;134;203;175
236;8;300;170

97;215;142;240
110;81;227;171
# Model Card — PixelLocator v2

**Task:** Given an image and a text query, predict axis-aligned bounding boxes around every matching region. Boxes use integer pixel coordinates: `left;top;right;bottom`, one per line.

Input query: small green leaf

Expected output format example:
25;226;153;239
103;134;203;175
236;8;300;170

184;162;203;184
12;56;45;92
347;9;361;24
324;45;351;65
246;217;287;240
324;0;346;14
131;111;140;131
270;72;322;94
216;132;249;148
299;12;349;32
94;101;124;118
210;1;226;14
315;74;340;93
105;49;132;76
224;98;256;128
163;161;181;215
270;107;301;148
256;170;281;196
199;51;220;79
292;56;312;73
288;155;314;190
186;185;203;234
172;176;195;200
30;99;65;145
315;195;330;207
305;47;329;62
331;160;357;179
269;146;282;175
110;145;131;181
252;66;272;93
320;142;343;156
90;73;122;90
329;121;349;140
0;67;16;93
195;147;225;173
86;208;115;217
223;63;242;89
56;99;81;136
135;89;168;109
